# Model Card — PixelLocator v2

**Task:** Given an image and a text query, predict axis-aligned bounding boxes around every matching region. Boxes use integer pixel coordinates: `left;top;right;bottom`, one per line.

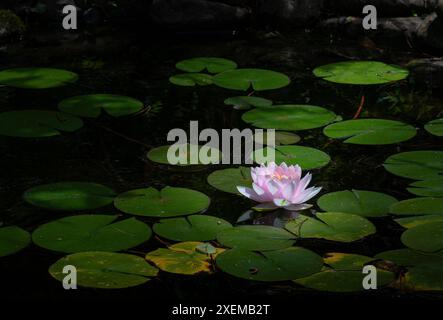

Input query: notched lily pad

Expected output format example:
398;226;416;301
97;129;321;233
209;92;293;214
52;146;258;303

384;151;443;180
213;68;290;91
254;131;301;146
425;118;443;137
169;73;213;86
401;221;443;252
0;226;31;257
407;178;443;197
207;167;252;194
0;67;78;89
389;197;443;216
0;110;83;138
176;57;237;74
147;144;222;166
224;96;273;110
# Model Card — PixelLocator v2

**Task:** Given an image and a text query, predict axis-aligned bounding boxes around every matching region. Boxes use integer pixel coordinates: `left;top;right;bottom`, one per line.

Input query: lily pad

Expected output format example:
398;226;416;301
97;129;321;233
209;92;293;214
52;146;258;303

58;94;144;118
425;118;443;137
395;215;443;229
254;131;300;146
153;215;232;241
207;167;252;194
176;57;237;74
253;146;331;170
213;69;290;91
0;67;78;89
285;212;376;242
146;241;224;275
224;96;273;110
242;105;338;131
317;189;397;217
217;225;295;251
32;215;151;253
0;110;83;138
313;61;409;85
114;187;210;217
0;226;31;257
383;151;443;180
147;144;222;166
295;252;395;292
23;182;116;211
389;198;443;216
375;249;443;291
49;251;158;289
216;247;323;282
401;221;443;252
169;73;213;86
323;119;417;145
407;178;443;197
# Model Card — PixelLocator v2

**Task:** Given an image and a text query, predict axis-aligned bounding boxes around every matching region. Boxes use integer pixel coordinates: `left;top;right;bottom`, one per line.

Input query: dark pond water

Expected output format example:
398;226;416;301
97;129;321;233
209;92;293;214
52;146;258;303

1;29;442;302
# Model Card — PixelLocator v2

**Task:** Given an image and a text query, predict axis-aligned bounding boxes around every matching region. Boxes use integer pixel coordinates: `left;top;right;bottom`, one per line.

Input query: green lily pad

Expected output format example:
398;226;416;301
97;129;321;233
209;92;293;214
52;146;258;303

253;145;331;170
407;178;443;197
285;212;376;242
146;241;224;275
254;131;301;146
395;215;443;229
242;105;338;131
114;187;210;217
317;189;397;217
313;61;409;85
389;198;443;216
23;182;116;211
169;73;213;86
224;96;273;110
216;247;323;282
147;144;222;166
49;251;158;289
0;67;78;89
217;225;295;251
383;151;443;180
32;215;151;253
176;57;237;74
425;118;443;137
213;69;290;91
323;119;417;145
0;226;31;257
153;215;232;241
58;94;144;118
401;221;443;252
0;110;83;138
295;252;395;292
207;167;252;194
375;249;443;291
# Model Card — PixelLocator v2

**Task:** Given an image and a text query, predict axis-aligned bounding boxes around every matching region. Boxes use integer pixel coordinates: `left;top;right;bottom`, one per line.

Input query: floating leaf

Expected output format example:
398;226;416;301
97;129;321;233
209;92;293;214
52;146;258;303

295;252;394;292
146;241;224;275
375;249;443;291
0;110;83;138
407;178;443;197
425;118;443;137
401;221;443;252
217;225;295;251
383;151;443;180
23;182;116;211
253;146;331;170
32;215;151;253
389;198;443;216
147;144;222;166
169;73;213;86
395;215;443;229
153;215;232;241
242;105;338;131
285;212;376;242
216;247;323;281
224;96;272;110
0;226;31;257
0;67;78;89
114;187;210;217
254;131;300;146
176;57;237;74
49;251;158;289
207;167;252;194
313;61;409;85
58;94;144;118
213;69;290;91
323;119;416;145
317;189;397;217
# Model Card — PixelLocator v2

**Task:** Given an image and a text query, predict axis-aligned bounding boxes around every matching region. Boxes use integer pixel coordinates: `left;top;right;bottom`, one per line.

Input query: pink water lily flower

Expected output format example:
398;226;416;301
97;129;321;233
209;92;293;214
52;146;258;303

237;162;322;211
